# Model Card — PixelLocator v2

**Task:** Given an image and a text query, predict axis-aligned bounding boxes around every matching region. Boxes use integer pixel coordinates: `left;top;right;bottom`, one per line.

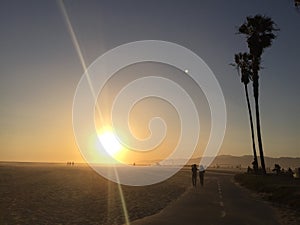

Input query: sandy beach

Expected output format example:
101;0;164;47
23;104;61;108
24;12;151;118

1;162;300;225
0;163;190;225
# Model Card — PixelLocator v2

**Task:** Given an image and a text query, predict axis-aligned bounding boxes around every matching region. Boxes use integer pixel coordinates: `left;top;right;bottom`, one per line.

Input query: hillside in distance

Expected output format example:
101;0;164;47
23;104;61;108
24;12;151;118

189;155;300;169
140;155;300;169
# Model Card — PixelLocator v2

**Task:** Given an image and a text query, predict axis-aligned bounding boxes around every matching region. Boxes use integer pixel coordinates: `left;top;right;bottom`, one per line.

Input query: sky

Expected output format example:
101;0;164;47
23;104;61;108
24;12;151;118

0;0;299;163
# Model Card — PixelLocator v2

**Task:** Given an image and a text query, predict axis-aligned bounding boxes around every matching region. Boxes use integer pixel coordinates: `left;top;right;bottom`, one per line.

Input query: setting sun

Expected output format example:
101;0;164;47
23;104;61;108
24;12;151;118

98;130;122;158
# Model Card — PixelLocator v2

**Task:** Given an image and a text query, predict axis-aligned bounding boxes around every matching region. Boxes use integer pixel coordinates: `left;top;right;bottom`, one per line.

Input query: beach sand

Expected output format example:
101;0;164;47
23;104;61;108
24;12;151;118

0;163;190;225
1;163;298;225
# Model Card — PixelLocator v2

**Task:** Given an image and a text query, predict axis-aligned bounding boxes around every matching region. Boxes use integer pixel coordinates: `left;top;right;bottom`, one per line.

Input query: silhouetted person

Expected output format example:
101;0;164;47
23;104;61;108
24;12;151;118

272;164;281;175
252;159;258;174
287;168;294;177
247;166;252;173
191;164;197;187
199;165;205;187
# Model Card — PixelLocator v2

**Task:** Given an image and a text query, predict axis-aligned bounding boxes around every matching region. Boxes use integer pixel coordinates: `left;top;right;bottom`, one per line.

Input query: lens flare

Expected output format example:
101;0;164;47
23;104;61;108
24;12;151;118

98;130;122;158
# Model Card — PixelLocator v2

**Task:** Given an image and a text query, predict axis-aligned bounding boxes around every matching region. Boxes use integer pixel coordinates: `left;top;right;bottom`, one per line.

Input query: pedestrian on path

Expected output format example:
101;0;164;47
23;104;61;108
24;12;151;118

191;164;198;187
199;164;205;187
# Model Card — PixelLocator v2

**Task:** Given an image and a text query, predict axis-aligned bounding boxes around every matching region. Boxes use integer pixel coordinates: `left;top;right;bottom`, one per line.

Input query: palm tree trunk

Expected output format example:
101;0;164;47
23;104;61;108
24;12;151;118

244;84;258;173
252;72;266;174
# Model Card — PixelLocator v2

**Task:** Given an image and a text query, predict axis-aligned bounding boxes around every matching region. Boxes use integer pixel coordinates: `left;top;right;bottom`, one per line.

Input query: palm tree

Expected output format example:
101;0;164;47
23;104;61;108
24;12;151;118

232;52;258;173
238;15;279;174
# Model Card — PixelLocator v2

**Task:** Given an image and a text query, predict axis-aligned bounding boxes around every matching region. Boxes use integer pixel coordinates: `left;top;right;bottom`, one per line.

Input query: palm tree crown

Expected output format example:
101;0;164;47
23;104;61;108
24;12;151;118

239;15;278;59
234;52;253;85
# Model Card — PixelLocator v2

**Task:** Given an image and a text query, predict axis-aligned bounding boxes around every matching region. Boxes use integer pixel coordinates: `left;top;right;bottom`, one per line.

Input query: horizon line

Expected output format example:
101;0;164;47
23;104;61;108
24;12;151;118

1;154;299;164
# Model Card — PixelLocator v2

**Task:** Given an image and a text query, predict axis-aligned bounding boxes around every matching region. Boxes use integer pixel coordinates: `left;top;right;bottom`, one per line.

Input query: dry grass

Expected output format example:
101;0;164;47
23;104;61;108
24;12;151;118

235;173;300;208
235;173;300;225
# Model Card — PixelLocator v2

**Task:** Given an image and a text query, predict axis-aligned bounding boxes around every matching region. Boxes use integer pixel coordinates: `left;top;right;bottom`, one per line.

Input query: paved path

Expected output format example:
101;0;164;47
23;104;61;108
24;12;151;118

131;172;280;225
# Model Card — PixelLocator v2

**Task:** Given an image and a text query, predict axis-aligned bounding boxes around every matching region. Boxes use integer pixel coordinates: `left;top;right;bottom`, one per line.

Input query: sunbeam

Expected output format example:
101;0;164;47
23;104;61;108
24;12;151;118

114;167;130;225
58;1;130;223
58;0;103;122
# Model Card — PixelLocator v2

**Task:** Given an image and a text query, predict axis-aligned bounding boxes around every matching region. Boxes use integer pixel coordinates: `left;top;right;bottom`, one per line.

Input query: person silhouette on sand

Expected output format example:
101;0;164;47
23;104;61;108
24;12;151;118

199;164;205;187
191;164;197;187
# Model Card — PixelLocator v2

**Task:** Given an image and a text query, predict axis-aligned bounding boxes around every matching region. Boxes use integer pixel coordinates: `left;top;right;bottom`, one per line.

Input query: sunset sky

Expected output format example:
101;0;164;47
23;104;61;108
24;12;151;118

0;0;299;163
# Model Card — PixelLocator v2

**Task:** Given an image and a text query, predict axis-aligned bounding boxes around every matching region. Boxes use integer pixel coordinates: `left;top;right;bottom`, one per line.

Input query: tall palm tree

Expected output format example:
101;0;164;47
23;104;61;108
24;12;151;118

238;15;279;174
232;52;258;173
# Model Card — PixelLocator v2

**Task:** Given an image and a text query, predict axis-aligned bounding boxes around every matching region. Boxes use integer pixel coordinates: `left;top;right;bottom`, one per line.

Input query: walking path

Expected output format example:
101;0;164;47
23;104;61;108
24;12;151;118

131;172;280;225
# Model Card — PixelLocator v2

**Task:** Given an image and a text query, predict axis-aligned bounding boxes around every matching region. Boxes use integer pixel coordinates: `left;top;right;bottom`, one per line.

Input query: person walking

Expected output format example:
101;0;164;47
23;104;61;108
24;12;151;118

199;164;205;187
191;164;197;187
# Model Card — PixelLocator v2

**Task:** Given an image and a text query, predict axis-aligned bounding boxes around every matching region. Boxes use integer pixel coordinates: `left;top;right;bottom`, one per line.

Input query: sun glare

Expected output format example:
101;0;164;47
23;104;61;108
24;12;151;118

98;130;122;158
